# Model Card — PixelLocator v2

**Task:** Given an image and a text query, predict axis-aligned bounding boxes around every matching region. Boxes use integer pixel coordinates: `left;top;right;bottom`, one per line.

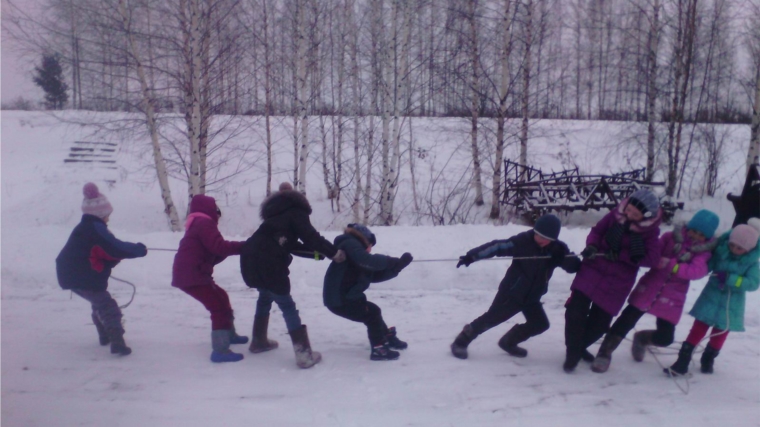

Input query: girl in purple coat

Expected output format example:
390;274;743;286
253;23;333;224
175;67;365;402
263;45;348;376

172;195;246;363
590;210;719;373
564;189;662;372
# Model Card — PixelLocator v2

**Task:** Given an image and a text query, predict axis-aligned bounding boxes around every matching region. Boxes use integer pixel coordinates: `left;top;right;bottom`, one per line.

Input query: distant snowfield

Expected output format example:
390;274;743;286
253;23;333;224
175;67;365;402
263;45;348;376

2;111;757;426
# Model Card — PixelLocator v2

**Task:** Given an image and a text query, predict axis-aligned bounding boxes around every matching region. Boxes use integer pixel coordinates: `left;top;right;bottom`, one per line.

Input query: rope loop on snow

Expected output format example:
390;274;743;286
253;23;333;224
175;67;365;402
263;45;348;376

110;276;137;309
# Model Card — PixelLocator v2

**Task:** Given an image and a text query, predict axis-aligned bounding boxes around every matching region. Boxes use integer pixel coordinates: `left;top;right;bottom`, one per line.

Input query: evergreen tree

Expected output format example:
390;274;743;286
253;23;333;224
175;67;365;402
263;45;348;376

33;54;68;110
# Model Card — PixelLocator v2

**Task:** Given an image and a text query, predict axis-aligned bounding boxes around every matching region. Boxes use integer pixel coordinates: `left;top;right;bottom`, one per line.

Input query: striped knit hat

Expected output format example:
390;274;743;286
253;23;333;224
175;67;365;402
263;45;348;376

81;182;113;219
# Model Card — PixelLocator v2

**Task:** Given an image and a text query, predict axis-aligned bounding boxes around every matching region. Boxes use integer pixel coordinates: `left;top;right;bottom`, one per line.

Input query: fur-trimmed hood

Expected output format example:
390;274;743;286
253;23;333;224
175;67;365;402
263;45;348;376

672;223;719;254
259;190;312;220
343;227;374;248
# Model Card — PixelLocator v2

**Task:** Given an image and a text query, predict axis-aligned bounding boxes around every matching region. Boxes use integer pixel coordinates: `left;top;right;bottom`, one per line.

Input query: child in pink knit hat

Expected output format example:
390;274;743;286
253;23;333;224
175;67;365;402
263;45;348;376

666;220;760;376
56;183;147;356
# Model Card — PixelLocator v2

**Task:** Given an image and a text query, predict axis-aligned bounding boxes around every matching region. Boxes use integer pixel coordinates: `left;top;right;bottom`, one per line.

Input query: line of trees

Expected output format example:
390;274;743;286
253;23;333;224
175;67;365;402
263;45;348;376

4;0;760;229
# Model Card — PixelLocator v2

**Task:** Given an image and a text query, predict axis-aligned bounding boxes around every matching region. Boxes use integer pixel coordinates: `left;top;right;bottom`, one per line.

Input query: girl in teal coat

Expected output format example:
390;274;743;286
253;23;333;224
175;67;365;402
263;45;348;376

666;220;760;376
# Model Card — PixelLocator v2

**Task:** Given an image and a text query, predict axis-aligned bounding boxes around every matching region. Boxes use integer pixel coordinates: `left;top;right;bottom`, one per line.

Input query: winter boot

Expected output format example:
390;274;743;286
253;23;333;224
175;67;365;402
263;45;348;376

210;330;244;363
700;345;720;374
451;324;477;360
289;325;322;369
591;334;624;373
108;328;132;356
249;315;279;353
92;313;110;346
581;350;595;363
631;330;655;362
386;326;408;350
370;343;400;361
497;325;529;358
664;341;695;376
230;325;249;345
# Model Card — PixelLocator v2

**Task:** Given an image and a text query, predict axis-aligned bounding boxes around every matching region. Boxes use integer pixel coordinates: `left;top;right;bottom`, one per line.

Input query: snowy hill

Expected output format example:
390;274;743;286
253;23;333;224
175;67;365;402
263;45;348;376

1;111;758;426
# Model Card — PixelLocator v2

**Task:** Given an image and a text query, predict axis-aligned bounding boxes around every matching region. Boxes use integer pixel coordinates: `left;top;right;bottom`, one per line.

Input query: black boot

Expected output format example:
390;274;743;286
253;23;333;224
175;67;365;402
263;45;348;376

631;330;654;362
591;334;623;373
386;326;408;350
700;345;720;374
108;328;132;356
498;325;529;358
450;324;477;360
92;313;109;346
581;350;595;362
370;343;400;361
664;342;695;376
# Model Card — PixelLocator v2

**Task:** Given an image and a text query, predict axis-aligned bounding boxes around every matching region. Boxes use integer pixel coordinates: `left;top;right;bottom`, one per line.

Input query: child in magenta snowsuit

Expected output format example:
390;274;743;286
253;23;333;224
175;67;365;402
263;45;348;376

666;220;760;376
590;209;719;373
172;194;246;363
564;189;662;372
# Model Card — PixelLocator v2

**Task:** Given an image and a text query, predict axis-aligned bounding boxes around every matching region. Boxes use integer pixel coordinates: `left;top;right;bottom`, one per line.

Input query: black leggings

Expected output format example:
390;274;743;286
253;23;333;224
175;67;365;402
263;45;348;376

564;290;613;359
329;299;389;347
609;305;675;346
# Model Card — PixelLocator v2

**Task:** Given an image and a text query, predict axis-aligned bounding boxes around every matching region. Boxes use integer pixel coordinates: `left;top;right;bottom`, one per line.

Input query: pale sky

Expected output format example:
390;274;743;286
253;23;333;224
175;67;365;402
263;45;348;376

1;0;43;105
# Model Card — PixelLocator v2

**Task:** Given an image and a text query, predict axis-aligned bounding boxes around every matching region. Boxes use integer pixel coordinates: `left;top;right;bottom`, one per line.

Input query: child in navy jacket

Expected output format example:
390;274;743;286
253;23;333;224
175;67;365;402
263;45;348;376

450;214;581;360
56;183;147;355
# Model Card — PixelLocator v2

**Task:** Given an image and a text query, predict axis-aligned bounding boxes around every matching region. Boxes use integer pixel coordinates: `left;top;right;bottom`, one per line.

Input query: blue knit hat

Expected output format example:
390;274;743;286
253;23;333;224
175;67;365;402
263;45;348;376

686;209;720;239
347;223;377;246
533;214;562;241
628;189;660;219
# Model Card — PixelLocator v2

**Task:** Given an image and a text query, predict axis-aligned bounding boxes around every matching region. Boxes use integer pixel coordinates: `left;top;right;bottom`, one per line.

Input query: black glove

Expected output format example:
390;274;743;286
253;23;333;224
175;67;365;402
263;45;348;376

136;243;148;256
580;245;598;259
457;254;475;268
398;252;413;270
549;245;566;266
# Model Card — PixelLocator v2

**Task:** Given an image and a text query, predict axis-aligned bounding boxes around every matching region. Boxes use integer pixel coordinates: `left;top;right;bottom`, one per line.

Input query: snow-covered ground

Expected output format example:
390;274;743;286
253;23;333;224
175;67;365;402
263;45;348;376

2;111;758;426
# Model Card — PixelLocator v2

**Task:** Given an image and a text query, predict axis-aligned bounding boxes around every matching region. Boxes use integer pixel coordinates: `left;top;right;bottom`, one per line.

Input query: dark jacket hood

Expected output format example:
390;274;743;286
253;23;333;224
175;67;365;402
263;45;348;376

189;194;219;219
334;228;374;249
260;190;312;220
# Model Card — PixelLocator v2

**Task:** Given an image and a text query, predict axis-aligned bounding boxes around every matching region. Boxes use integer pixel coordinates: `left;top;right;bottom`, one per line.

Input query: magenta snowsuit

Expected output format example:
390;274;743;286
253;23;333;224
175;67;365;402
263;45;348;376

569;200;662;317
627;226;715;325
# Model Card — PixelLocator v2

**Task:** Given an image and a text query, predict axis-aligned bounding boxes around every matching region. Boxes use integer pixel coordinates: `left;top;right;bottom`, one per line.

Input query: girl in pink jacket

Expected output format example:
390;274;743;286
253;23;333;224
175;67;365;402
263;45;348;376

590;209;719;373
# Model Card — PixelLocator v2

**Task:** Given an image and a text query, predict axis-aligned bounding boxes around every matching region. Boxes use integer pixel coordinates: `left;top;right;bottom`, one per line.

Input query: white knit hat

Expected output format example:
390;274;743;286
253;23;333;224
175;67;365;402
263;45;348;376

81;182;113;219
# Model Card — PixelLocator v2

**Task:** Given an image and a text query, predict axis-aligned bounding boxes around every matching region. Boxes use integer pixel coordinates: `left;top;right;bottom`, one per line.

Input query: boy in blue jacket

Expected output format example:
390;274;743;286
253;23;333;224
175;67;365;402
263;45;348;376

56;183;147;355
323;224;413;361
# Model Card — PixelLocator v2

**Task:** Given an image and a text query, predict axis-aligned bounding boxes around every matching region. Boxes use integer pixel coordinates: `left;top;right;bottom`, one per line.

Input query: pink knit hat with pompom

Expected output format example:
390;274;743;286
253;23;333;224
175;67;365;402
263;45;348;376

81;182;113;219
729;223;760;252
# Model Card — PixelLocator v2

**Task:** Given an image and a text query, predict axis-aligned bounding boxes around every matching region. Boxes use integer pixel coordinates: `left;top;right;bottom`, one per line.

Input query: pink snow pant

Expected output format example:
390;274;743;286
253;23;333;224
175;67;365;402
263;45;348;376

684;319;729;350
182;284;234;330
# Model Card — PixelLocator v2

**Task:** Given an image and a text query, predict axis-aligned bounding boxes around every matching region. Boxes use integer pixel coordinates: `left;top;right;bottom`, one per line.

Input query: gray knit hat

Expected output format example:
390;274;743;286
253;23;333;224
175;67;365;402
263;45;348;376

627;189;660;219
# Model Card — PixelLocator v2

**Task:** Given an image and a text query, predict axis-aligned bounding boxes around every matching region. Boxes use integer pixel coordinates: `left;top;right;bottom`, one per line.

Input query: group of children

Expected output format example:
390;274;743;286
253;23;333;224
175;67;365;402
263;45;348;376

57;183;760;377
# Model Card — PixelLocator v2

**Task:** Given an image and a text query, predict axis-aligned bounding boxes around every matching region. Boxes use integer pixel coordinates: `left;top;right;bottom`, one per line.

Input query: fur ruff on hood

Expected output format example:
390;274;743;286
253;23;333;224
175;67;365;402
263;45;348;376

344;227;373;248
259;190;312;220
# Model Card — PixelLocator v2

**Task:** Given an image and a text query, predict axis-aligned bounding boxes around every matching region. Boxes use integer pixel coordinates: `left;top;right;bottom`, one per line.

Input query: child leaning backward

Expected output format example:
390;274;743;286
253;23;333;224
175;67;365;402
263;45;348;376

450;214;581;360
563;189;662;373
665;219;760;376
589;209;720;373
56;183;147;356
322;224;414;361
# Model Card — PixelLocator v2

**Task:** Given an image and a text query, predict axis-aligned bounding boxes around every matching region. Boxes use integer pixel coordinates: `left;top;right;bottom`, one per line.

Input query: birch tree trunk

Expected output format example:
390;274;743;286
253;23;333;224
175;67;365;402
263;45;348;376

645;0;661;182
491;0;514;219
181;0;204;202
348;0;362;222
263;0;274;196
379;0;395;225
117;0;181;231
296;0;310;194
519;0;533;171
467;0;485;206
